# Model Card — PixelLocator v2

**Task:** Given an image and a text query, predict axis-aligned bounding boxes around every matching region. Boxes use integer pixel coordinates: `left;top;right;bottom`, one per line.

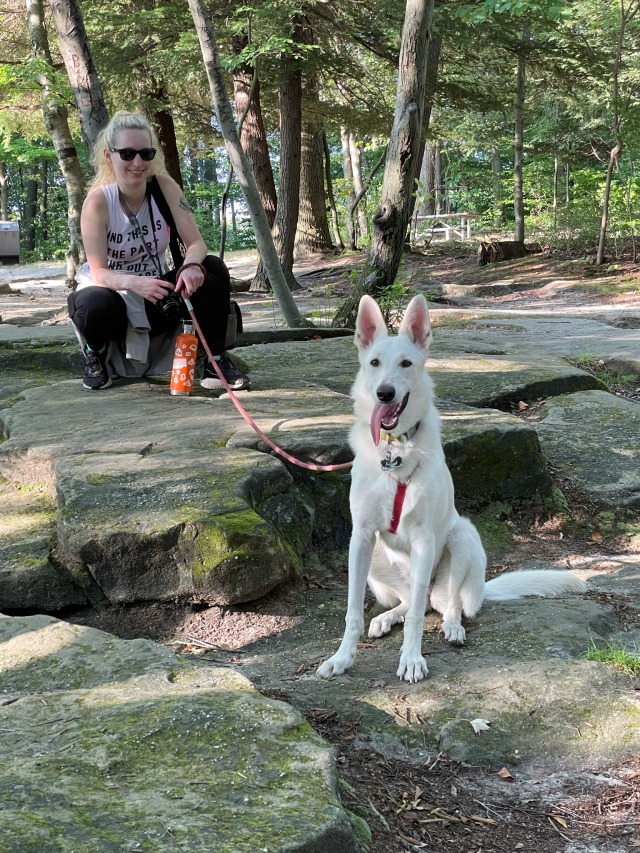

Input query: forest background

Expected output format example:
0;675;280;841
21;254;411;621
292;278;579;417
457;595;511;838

1;0;639;320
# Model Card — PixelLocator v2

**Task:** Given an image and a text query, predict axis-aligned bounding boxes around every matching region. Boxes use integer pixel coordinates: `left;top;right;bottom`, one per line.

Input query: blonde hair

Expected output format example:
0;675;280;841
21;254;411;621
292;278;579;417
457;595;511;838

88;111;167;189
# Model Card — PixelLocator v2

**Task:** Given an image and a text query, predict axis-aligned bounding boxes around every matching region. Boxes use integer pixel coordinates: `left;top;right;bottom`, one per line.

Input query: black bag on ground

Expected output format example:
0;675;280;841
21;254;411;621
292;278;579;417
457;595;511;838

148;177;242;349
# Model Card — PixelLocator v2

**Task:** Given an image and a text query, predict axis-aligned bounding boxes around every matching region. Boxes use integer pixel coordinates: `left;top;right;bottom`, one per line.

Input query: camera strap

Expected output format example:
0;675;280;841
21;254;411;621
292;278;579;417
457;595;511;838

117;187;162;276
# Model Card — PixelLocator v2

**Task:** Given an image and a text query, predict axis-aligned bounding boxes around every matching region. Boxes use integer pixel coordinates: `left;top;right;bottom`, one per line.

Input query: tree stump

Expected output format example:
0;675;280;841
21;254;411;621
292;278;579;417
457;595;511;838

478;240;527;266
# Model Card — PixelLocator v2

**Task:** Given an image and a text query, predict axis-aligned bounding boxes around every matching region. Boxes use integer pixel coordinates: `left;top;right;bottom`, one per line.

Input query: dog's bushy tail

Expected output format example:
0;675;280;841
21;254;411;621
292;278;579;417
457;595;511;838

484;569;585;601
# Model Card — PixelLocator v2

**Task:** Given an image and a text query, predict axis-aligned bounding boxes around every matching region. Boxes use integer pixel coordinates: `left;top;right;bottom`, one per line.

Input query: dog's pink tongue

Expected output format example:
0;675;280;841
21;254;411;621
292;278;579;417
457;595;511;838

371;402;396;446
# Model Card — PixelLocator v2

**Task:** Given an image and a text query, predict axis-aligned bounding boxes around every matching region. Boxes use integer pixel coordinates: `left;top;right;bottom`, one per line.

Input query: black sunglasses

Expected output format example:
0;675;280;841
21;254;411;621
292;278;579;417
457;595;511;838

109;147;157;162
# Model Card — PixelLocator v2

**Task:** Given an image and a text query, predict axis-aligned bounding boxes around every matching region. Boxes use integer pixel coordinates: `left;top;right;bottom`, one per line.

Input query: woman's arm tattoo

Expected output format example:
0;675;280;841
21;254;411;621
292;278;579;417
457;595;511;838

179;195;191;212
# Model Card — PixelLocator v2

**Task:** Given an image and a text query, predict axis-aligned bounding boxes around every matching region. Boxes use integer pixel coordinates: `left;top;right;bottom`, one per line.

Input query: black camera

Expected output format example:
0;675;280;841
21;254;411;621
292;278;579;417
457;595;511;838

158;292;184;320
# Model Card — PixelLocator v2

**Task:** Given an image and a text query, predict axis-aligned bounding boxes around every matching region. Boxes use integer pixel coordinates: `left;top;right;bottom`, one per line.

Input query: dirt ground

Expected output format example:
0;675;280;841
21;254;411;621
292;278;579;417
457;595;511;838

59;243;640;852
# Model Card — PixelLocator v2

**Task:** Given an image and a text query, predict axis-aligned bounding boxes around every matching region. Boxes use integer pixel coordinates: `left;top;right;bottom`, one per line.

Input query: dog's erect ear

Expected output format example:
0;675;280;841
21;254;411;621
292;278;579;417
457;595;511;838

398;294;432;350
355;294;388;350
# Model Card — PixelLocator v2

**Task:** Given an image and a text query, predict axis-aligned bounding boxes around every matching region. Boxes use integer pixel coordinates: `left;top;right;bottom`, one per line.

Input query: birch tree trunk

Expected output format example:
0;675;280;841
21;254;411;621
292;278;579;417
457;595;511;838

0;164;8;220
187;0;308;327
323;131;345;249
48;0;109;154
26;0;86;284
341;126;357;249
334;0;434;327
349;134;369;242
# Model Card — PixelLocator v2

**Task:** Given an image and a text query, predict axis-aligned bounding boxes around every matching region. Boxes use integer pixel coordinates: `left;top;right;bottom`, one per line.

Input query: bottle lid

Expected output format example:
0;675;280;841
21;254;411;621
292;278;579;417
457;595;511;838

183;320;194;333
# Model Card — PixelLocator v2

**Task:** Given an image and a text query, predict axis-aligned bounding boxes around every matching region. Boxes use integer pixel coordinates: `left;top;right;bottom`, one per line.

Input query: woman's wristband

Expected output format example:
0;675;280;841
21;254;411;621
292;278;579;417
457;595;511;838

177;261;206;278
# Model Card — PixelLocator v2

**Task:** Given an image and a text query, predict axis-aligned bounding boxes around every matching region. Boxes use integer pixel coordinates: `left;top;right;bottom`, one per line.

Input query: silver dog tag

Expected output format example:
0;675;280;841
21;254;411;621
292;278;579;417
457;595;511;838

381;442;403;471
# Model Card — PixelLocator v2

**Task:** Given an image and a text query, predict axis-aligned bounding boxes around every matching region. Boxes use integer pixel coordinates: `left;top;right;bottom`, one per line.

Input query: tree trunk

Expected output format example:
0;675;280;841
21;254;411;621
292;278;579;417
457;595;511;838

40;158;48;242
186;0;308;327
553;154;559;230
350;147;387;233
513;28;529;244
295;74;334;256
417;145;434;216
48;0;109;154
433;140;442;214
491;144;503;228
203;156;221;228
231;32;278;293
232;35;277;226
595;2;640;265
272;51;302;291
151;100;183;187
24;164;38;251
334;0;434;327
403;31;441;237
0;163;8;220
323;131;344;249
597;140;621;266
341;126;357;249
26;0;86;284
349;134;369;243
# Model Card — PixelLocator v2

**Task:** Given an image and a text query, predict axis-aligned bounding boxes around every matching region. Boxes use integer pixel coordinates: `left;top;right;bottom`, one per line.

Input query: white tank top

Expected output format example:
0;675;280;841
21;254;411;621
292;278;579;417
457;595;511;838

102;183;170;275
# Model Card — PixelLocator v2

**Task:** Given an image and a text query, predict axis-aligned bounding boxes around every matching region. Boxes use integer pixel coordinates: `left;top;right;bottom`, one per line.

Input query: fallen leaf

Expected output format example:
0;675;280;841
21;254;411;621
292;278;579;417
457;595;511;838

497;767;514;781
589;531;603;542
517;401;529;410
470;718;491;733
630;839;640;847
551;815;568;828
450;784;457;797
469;814;499;825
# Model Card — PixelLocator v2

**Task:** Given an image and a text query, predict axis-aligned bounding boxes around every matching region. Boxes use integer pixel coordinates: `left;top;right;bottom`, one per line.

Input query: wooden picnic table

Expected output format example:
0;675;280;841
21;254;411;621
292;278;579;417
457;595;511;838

414;212;479;241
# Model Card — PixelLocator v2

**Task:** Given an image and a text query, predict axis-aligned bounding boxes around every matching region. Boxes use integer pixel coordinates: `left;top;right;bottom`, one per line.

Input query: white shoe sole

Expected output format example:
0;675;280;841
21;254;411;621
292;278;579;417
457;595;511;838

83;376;113;391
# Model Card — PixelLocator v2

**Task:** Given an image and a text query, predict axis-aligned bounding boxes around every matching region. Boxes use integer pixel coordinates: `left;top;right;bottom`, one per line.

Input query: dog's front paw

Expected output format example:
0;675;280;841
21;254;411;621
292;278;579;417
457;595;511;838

396;652;429;683
317;651;354;679
368;610;404;638
442;619;466;644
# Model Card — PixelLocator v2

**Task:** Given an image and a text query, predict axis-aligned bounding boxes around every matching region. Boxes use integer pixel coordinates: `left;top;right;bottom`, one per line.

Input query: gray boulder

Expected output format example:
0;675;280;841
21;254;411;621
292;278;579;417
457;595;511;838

0;613;357;853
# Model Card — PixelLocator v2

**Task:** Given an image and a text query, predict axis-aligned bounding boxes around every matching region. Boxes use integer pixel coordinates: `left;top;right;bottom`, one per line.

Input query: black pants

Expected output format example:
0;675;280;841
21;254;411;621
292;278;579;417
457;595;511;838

68;255;231;357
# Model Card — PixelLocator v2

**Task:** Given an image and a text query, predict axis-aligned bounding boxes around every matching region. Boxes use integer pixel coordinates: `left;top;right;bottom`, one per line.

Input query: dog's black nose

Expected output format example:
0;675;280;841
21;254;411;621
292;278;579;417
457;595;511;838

377;384;395;403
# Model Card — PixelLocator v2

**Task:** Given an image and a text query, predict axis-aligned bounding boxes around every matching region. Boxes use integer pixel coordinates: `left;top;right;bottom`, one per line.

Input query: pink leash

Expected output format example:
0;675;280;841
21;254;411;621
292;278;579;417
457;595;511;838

184;300;353;473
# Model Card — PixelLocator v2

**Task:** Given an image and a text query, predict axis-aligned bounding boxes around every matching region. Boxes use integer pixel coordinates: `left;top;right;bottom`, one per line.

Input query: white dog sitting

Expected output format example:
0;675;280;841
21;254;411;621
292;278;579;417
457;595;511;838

317;293;584;682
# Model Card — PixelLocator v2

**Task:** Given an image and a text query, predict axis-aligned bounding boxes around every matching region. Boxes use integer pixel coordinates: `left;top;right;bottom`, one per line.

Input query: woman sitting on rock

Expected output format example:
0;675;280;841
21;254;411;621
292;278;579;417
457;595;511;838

68;110;249;392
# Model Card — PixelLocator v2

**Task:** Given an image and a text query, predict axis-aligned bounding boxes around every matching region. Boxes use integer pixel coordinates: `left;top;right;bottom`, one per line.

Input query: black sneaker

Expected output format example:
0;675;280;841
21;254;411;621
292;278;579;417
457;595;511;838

201;353;250;391
82;344;112;391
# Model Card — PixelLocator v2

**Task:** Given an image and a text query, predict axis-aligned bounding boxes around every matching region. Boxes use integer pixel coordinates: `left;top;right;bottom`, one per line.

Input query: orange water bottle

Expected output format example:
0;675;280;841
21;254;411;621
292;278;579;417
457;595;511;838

170;321;198;396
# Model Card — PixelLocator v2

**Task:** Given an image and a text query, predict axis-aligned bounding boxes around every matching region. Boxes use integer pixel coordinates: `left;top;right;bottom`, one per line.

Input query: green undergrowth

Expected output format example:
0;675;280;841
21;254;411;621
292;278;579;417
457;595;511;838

574;274;640;298
585;642;640;676
569;353;639;391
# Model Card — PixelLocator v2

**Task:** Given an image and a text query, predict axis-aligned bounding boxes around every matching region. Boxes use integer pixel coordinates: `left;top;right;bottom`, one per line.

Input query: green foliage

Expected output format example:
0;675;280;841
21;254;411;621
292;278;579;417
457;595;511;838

585;642;640;676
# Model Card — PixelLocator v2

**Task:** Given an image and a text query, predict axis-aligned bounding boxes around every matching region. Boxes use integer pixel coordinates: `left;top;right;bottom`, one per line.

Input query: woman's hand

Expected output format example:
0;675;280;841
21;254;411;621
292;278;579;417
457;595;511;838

129;275;174;303
175;263;205;298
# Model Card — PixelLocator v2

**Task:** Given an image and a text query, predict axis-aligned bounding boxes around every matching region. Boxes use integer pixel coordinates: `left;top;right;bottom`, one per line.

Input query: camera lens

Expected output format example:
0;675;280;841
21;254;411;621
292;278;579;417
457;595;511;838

159;294;183;320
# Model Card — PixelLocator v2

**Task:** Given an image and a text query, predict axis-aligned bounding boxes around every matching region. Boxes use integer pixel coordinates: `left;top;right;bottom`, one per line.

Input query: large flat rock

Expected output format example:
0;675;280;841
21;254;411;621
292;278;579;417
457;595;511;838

1;322;638;613
536;390;640;508
0;613;356;853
